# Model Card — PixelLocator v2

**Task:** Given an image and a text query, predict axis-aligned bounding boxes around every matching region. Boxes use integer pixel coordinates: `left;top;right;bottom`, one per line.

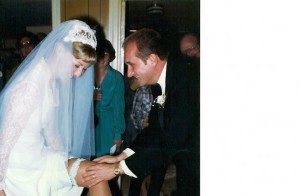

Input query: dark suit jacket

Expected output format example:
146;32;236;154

125;57;199;177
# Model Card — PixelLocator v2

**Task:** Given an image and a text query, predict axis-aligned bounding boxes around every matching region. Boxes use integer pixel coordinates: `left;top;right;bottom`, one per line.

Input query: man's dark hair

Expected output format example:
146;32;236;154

123;28;169;63
179;31;200;43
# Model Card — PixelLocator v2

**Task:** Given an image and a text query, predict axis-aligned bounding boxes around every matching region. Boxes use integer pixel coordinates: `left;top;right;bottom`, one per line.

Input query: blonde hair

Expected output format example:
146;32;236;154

72;41;97;64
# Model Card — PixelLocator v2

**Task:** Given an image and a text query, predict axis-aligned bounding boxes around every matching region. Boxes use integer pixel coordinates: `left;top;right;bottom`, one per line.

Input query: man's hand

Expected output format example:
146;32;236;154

82;163;122;187
93;152;128;163
142;117;149;128
93;155;119;163
114;139;123;147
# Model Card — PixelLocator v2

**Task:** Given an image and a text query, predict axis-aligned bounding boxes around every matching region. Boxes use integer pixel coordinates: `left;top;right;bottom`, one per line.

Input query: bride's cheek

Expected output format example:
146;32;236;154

72;66;77;73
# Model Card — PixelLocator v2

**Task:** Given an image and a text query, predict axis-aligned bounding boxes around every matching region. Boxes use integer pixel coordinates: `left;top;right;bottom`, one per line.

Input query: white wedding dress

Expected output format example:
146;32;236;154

2;60;83;196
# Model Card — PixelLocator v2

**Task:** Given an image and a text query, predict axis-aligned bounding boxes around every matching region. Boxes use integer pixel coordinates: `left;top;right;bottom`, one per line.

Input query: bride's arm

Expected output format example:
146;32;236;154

0;81;40;190
41;83;64;151
43;127;64;151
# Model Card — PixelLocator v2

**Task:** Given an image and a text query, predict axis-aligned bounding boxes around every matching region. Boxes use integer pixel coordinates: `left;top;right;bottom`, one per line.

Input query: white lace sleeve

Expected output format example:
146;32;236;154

0;81;40;190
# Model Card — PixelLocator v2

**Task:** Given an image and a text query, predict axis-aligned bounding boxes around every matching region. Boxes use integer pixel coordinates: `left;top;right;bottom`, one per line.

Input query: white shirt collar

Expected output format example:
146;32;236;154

157;62;167;94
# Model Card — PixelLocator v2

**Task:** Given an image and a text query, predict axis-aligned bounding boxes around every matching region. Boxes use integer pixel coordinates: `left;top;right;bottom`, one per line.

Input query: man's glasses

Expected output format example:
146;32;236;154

19;41;33;48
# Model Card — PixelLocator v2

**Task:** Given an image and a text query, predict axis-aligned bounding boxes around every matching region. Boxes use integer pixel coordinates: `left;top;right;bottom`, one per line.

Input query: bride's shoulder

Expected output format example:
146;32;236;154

28;58;51;79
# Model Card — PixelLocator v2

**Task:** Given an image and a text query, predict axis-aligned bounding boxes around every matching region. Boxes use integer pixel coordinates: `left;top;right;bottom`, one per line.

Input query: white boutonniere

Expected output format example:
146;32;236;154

154;94;166;108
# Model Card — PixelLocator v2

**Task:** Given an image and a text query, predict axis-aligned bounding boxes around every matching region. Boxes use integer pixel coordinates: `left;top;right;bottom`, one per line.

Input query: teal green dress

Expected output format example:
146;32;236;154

94;65;125;156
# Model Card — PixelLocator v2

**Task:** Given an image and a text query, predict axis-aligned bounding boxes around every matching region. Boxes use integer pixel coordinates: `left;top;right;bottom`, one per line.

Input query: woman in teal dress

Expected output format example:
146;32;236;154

93;39;125;156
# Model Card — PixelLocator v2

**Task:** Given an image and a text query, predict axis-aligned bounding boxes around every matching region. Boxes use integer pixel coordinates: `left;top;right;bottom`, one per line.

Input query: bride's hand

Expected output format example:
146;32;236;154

0;190;6;196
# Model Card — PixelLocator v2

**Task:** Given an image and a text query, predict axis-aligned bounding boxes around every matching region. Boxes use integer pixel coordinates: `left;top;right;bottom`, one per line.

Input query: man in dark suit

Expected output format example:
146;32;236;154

83;28;200;195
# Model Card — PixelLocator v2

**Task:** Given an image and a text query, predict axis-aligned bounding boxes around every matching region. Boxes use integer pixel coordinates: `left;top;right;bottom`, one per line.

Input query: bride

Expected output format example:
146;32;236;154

0;20;111;195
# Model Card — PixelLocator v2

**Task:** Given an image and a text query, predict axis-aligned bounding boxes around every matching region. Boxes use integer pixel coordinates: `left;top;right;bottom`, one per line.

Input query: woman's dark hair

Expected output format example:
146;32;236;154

16;31;38;49
96;39;116;62
76;16;106;42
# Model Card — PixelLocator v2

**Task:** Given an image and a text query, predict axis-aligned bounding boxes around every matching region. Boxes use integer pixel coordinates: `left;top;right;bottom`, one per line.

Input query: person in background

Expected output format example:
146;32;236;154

17;31;38;60
179;32;200;145
122;76;139;149
179;32;200;58
36;32;47;43
179;31;200;102
84;28;200;196
0;20;112;196
93;39;125;196
93;39;125;157
5;31;38;82
123;77;161;146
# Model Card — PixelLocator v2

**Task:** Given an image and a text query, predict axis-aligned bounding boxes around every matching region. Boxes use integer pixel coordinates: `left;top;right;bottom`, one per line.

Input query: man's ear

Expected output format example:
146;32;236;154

146;54;158;66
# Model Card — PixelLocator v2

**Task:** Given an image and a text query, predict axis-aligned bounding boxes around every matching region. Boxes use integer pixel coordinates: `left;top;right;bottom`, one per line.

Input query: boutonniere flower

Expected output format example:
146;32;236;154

154;94;166;108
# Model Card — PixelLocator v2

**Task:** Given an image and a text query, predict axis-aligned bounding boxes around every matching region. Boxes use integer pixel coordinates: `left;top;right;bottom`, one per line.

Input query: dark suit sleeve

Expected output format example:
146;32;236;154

125;136;167;177
125;100;167;177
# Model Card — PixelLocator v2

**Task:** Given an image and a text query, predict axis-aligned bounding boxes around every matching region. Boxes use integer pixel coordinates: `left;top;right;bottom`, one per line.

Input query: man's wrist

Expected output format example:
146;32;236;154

113;163;121;176
116;152;127;162
114;162;124;176
122;148;135;157
116;148;134;162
